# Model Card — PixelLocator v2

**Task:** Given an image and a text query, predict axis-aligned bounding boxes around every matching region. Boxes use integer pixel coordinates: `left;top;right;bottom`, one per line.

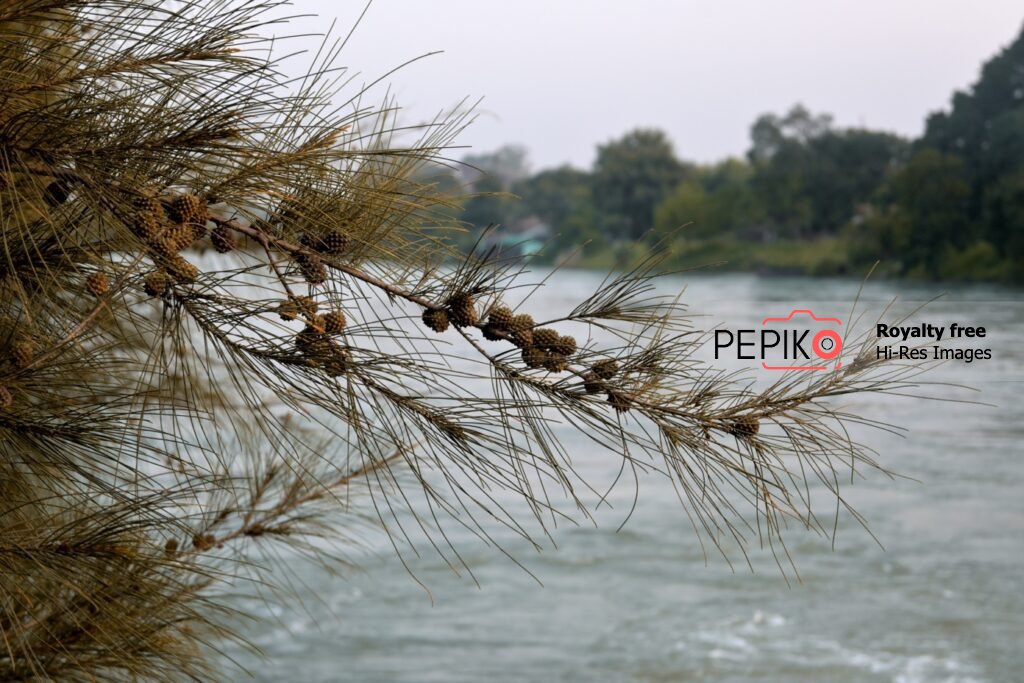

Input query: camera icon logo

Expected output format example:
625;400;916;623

760;309;843;371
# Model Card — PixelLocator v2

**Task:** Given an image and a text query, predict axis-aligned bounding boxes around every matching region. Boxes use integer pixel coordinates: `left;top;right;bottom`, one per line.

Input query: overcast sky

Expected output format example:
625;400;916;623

294;1;1024;171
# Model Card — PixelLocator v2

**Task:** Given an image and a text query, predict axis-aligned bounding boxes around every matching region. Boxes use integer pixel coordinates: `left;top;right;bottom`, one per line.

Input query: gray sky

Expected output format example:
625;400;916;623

296;1;1024;171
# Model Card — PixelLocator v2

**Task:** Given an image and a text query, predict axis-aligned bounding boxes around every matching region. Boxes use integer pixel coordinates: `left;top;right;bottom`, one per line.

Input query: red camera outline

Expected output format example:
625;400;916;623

760;309;843;371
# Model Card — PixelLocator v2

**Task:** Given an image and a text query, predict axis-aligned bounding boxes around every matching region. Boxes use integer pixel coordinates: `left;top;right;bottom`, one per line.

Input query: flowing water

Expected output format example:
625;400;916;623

227;271;1024;683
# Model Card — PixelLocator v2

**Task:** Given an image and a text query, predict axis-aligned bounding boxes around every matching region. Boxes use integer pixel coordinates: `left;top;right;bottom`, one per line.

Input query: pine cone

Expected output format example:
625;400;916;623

168;193;208;225
593;359;619;380
133;195;162;215
85;272;109;297
303;230;350;255
164;538;179;558
522;346;546;368
510;327;533;348
11;340;35;370
487;305;513;329
295;325;328;355
277;300;299;321
509;313;535;332
166;255;199;284
582;371;603;394
447;294;477;328
323;229;351;255
607;390;632;413
481;324;503;341
173;224;196;251
552;335;577;357
543;355;568;373
533;328;559;350
192;533;216;551
143;270;169;297
323;345;352;377
0;385;12;409
323;310;346;334
210;225;235;253
725;415;760;438
306;315;326;334
297;253;327;285
295;296;318;318
131;211;162;242
422;308;449;333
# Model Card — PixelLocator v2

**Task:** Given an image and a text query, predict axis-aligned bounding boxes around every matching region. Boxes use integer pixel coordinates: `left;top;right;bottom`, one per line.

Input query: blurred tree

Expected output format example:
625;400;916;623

655;159;763;239
866;150;972;275
462;144;531;189
592;128;688;240
514;166;605;254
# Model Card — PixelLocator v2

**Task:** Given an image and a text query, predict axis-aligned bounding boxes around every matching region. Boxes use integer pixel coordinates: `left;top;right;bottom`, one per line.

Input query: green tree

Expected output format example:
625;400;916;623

592;128;688;240
514;166;604;254
748;105;907;238
865;150;972;275
655;159;763;239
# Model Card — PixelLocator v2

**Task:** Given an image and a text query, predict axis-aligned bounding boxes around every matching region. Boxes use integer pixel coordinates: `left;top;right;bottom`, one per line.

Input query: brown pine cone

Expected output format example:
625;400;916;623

277;299;299;321
323;345;353;377
0;385;12;409
543;355;569;373
422;308;449;333
297;253;327;285
593;359;619;380
191;533;216;551
85;272;109;297
131;211;162;242
166;255;199;284
133;195;162;215
168;193;209;227
164;538;179;558
487;305;514;329
294;296;318;318
323;310;347;334
210;225;235;253
167;224;193;252
582;371;603;394
295;325;328;355
323;229;351;255
725;415;760;438
481;324;503;341
11;340;35;370
522;346;546;368
143;270;169;297
509;313;535;332
533;328;559;350
553;335;577;356
447;294;477;328
510;327;533;348
607;390;632;413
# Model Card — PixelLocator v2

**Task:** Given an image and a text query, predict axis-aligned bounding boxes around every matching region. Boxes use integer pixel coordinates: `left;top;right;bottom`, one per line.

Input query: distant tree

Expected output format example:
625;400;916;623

866;150;973;275
592;129;688;240
748;105;907;237
461;144;531;189
655;159;763;239
459;174;518;232
514;166;604;253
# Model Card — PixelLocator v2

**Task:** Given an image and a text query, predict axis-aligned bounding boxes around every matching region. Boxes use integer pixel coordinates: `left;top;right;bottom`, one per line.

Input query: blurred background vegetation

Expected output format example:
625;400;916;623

430;22;1024;282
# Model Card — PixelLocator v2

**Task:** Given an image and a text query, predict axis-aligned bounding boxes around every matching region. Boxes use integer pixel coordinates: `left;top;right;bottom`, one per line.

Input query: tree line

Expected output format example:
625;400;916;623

446;21;1024;282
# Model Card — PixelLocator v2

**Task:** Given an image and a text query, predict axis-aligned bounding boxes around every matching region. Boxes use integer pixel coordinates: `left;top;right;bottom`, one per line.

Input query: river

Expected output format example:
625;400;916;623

225;270;1023;683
